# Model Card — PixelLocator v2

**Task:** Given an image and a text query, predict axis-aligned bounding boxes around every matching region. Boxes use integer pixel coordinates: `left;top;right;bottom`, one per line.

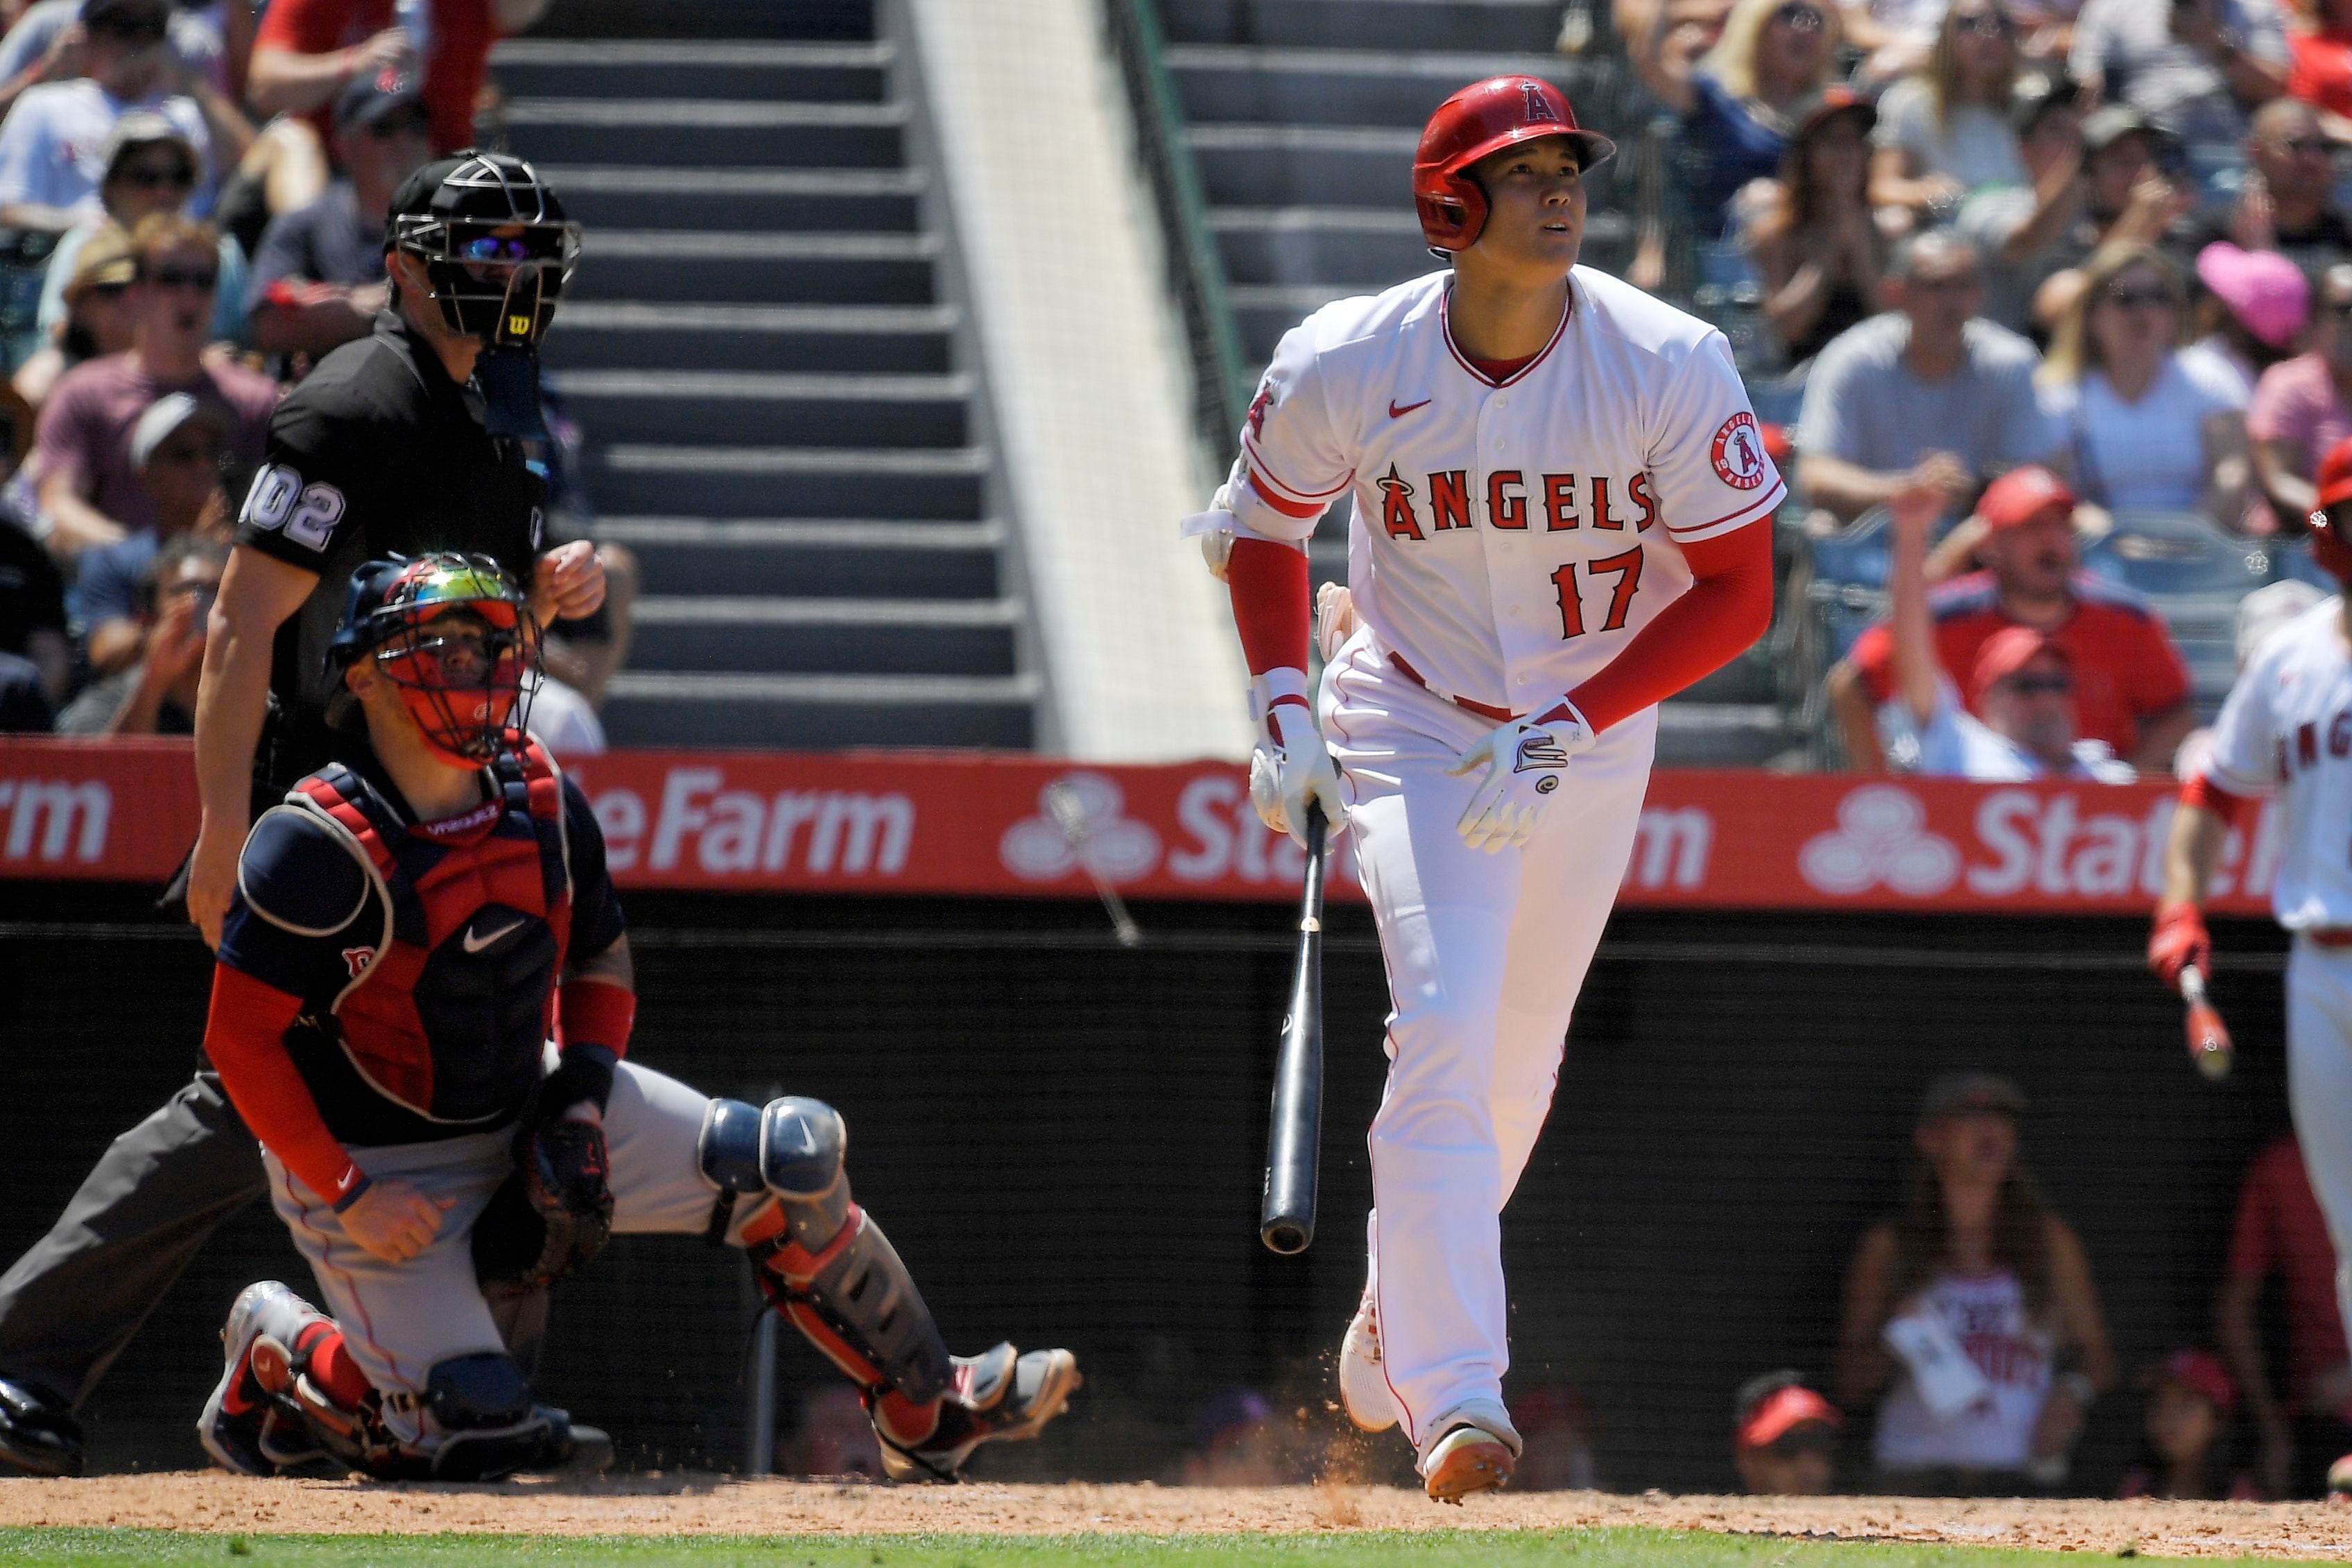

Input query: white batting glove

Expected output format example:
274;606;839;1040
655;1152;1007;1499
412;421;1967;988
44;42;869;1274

1249;702;1344;846
1444;705;1595;853
1314;582;1357;663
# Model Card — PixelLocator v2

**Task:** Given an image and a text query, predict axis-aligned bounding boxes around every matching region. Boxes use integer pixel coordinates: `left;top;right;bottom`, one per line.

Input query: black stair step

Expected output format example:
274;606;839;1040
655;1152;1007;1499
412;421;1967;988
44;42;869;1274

503;99;905;168
544;302;954;374
598;516;1003;598
1159;0;1568;53
532;0;872;44
537;166;922;233
629;596;1021;676
1187;124;1416;207
490;40;892;101
1165;45;1607;128
559;371;971;448
588;444;988;521
570;231;936;306
600;671;1037;750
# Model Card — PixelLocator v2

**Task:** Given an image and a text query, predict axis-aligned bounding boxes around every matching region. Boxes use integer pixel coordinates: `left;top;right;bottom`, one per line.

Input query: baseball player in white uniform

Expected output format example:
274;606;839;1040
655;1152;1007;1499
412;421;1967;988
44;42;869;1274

2154;434;2352;1484
1187;76;1781;1500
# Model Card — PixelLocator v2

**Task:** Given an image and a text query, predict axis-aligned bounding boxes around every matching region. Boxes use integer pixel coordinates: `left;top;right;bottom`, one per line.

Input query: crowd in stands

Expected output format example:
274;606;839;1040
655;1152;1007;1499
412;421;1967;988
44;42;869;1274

0;0;623;756
1622;0;2352;781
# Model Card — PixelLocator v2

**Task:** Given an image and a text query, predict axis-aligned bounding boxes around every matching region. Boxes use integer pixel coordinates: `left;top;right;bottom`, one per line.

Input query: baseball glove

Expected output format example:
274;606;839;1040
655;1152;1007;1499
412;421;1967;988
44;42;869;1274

473;1075;616;1295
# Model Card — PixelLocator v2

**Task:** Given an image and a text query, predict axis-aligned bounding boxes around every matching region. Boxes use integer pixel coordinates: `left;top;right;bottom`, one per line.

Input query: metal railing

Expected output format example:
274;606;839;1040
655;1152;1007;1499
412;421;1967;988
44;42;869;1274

1100;0;1251;472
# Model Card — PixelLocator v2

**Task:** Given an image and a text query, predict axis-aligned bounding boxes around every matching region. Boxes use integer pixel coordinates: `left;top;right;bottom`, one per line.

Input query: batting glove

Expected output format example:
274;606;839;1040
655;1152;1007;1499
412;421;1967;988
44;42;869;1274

1250;703;1344;847
2148;900;2212;994
1446;706;1595;853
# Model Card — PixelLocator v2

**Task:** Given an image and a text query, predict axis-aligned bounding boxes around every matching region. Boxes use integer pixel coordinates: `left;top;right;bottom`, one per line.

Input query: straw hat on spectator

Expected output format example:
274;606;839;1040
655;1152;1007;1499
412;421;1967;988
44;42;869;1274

61;225;135;306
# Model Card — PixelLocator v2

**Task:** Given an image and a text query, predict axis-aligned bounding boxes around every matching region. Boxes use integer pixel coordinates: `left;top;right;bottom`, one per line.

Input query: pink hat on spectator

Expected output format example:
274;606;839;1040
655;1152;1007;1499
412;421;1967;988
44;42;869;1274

2195;242;2310;351
1978;466;2075;532
1971;627;2068;702
2150;1348;2236;1415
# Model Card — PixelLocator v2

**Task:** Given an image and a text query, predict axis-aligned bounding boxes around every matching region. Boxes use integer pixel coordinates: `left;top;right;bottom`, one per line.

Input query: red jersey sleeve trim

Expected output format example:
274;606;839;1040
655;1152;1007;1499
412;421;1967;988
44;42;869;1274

2181;774;2250;827
1666;476;1788;539
204;964;365;1207
1243;464;1338;519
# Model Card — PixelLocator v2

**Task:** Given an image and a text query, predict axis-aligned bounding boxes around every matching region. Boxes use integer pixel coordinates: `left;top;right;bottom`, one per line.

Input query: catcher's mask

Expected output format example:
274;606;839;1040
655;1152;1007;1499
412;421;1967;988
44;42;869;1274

386;152;580;353
329;553;539;767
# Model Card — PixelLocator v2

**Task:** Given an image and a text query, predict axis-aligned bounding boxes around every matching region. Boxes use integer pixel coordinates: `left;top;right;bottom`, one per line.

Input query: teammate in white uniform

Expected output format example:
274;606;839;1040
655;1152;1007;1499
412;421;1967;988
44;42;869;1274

2154;433;2352;1486
1187;76;1781;1501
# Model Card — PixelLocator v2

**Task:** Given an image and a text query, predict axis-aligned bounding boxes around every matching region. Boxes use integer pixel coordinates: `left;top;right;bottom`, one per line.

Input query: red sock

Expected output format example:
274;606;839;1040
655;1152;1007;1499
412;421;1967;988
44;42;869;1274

295;1324;374;1409
873;1390;940;1445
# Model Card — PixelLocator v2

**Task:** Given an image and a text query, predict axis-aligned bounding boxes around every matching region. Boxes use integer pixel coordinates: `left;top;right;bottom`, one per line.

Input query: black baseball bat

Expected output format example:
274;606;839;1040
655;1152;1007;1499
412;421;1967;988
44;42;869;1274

1260;803;1327;1255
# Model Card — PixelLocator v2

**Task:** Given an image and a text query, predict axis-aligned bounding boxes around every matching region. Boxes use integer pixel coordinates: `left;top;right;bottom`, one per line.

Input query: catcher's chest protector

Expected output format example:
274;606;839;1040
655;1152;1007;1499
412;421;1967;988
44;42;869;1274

295;737;573;1124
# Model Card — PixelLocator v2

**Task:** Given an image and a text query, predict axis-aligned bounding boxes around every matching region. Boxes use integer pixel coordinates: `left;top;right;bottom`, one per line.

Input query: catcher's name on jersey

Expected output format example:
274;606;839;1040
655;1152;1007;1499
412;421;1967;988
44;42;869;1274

2203;595;2352;930
1227;266;1783;713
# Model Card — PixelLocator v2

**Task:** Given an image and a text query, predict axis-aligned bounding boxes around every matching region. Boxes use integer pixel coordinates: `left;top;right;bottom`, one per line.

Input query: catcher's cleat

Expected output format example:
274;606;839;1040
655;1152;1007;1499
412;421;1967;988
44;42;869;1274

2331;1452;2352;1501
1339;1287;1397;1431
199;1281;332;1476
537;1408;614;1474
0;1376;83;1477
1419;1400;1520;1504
872;1343;1079;1482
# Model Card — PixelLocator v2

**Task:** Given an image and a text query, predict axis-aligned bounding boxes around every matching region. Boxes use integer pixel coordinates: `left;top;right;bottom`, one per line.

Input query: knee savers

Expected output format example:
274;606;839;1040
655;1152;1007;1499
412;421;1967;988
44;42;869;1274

419;1353;551;1482
699;1096;950;1405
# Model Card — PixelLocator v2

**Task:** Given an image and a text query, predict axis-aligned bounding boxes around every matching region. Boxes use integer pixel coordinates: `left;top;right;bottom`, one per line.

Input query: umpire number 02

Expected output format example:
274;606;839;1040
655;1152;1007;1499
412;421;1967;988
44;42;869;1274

1552;548;1644;639
241;464;347;552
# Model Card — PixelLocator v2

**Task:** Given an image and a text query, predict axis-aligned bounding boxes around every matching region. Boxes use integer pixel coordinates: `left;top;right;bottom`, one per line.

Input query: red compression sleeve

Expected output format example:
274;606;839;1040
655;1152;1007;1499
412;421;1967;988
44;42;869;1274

1552;522;1774;733
203;965;368;1209
2180;774;2250;828
555;975;636;1063
1225;536;1311;680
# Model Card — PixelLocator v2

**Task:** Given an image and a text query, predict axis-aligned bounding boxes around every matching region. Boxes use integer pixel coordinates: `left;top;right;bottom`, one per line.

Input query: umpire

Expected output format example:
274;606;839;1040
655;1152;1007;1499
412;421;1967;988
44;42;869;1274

0;152;603;1475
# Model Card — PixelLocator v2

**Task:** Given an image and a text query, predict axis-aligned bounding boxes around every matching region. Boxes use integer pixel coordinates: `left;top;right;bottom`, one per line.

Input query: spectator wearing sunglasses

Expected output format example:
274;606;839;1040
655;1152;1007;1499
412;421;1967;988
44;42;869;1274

31;112;245;365
1871;471;2137;780
12;218;132;409
55;530;220;734
246;67;429;369
0;0;239;143
1733;1371;1842;1495
71;390;230;672
2251;265;2352;523
250;0;551;161
0;0;251;234
1629;0;1843;238
2070;0;2288;155
1871;2;2032;230
31;211;272;557
2181;100;2352;288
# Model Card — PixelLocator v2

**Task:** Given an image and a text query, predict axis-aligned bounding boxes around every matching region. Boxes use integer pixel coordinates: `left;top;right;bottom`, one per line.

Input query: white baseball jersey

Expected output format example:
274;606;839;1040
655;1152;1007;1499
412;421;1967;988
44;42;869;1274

1225;266;1784;713
2202;596;2352;930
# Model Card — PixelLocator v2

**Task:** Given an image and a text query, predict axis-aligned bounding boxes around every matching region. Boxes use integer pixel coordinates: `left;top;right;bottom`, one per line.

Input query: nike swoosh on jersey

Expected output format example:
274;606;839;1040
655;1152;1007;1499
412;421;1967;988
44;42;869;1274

462;916;526;955
1388;398;1431;419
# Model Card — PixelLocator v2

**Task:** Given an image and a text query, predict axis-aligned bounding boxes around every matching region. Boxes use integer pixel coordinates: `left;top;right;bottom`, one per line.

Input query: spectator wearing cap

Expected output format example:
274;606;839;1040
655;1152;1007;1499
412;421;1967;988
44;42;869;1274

1868;470;2137;781
31;112;245;362
1795;229;2059;528
2027;107;2197;333
2186;241;2310;408
0;500;67;728
0;0;237;114
2118;1350;2257;1500
71;390;228;672
31;211;273;556
1628;0;1844;238
0;0;252;234
55;530;219;734
2039;241;2252;528
2286;0;2352;128
1830;463;2196;773
1869;1;2030;229
11;218;131;409
2250;265;2352;525
2218;1133;2352;1498
2069;0;2288;155
245;65;429;367
1837;1072;2116;1496
1745;89;1885;364
1956;78;2089;332
2184;100;2352;286
1733;1370;1842;1495
248;0;552;161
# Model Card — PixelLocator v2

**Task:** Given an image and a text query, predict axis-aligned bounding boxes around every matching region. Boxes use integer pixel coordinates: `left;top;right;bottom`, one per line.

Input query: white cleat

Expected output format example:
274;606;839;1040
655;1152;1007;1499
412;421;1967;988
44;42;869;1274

1338;1287;1397;1431
1419;1400;1521;1504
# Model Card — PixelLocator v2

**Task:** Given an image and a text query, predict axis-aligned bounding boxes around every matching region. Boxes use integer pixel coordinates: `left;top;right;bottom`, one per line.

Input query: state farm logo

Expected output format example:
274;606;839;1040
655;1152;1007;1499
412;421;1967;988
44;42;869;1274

1001;774;1160;883
1799;785;1960;898
0;778;110;863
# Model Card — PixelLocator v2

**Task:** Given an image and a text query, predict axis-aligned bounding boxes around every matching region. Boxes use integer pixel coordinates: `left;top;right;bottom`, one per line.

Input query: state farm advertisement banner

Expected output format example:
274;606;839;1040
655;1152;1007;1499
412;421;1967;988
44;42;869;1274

0;738;2287;917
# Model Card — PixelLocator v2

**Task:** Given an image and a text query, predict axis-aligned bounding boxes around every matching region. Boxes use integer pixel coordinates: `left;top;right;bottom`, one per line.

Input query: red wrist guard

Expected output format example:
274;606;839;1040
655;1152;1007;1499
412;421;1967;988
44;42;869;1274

555;975;636;1061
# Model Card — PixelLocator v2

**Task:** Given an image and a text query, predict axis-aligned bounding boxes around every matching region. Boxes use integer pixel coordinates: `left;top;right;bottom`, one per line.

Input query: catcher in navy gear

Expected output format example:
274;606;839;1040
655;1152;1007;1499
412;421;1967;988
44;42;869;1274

196;555;1079;1482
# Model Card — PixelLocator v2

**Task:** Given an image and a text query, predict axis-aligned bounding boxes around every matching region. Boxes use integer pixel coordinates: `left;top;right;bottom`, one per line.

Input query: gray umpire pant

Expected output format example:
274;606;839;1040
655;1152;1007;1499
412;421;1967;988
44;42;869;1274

0;1071;267;1408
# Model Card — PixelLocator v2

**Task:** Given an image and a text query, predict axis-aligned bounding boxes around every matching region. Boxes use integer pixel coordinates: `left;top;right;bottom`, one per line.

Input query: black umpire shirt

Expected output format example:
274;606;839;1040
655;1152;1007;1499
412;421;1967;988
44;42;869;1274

234;308;545;790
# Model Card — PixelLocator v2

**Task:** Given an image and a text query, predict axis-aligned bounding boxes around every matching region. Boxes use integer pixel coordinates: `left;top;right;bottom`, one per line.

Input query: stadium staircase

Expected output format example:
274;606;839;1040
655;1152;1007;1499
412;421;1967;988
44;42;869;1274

491;0;1041;749
1146;0;1804;765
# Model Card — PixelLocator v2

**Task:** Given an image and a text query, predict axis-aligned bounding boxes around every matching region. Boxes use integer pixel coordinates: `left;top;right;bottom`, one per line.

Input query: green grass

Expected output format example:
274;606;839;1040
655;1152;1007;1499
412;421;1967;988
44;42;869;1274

0;1529;2285;1567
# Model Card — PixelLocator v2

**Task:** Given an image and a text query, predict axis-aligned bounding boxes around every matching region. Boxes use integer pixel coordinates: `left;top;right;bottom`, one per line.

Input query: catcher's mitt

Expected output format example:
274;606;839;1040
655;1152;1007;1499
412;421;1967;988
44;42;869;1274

473;1113;613;1295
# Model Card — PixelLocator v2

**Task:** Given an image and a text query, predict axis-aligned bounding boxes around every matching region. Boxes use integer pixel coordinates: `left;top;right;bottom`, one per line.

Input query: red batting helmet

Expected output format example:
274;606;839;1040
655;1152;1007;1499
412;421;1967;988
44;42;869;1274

2309;435;2352;582
1413;76;1616;255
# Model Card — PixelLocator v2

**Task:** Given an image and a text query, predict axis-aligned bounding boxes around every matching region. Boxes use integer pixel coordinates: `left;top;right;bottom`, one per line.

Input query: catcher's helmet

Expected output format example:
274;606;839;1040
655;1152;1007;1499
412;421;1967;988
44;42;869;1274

386;151;580;351
1413;76;1616;256
2310;435;2352;583
329;552;539;767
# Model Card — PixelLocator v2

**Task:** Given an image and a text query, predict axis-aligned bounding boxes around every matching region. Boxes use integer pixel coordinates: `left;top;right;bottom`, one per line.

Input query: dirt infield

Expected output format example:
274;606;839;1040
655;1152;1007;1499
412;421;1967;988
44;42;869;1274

4;1473;2352;1558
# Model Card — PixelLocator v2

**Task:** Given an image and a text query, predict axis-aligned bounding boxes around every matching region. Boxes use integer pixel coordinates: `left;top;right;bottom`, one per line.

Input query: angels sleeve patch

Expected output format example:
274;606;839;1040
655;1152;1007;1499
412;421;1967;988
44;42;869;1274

1710;412;1769;491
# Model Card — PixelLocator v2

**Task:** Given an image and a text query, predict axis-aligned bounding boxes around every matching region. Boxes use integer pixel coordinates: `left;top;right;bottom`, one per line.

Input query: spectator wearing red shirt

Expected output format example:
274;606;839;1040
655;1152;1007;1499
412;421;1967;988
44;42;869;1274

2286;0;2352;128
246;0;549;159
2218;1133;2352;1497
1828;464;2197;774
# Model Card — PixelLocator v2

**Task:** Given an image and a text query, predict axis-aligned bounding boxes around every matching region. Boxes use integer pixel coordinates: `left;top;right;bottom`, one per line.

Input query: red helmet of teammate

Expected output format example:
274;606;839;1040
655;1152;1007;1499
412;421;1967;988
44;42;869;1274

1413;76;1616;256
2308;435;2352;582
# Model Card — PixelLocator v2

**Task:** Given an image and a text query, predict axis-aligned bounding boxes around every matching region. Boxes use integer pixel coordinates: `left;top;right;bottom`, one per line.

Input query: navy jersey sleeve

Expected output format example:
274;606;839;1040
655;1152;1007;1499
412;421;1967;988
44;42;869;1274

561;774;626;966
216;806;381;1003
234;397;367;570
